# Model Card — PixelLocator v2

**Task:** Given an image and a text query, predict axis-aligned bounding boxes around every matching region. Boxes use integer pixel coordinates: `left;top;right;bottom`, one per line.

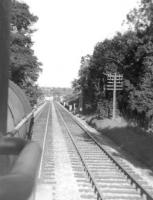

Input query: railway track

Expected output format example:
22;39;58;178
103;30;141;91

55;101;153;200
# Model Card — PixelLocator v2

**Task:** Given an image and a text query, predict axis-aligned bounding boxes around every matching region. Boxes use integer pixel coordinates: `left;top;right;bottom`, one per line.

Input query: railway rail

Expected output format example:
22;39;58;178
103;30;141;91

55;101;153;200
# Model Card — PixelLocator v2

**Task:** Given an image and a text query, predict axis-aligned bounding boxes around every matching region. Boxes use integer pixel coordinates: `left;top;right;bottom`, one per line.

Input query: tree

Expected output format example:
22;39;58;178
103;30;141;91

126;0;153;34
72;55;97;113
73;0;153;127
118;0;153;127
11;0;38;31
10;0;42;106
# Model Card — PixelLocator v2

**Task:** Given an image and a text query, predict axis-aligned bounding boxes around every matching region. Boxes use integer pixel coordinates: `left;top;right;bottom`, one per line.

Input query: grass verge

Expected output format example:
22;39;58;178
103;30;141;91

87;117;153;170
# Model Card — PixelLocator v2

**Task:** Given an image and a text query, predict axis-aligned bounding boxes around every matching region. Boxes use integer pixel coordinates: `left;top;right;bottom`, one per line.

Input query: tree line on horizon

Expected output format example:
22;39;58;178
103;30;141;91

72;0;153;129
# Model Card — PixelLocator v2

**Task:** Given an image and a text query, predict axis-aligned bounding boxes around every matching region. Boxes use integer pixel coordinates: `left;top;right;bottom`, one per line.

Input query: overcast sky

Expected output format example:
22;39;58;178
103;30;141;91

23;0;140;88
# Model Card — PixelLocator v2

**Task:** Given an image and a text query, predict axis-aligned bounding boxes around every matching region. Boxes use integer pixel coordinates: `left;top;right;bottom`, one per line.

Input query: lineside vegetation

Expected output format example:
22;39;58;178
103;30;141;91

10;0;43;106
72;0;153;129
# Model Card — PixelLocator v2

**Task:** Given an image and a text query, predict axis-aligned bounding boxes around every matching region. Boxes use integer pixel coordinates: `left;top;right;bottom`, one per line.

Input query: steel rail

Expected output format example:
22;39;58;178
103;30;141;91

56;104;105;200
71;115;153;200
38;101;51;178
57;102;153;200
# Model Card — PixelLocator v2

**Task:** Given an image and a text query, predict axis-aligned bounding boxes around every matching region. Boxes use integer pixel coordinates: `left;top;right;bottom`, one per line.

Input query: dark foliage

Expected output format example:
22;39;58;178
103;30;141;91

10;0;43;106
72;0;153;129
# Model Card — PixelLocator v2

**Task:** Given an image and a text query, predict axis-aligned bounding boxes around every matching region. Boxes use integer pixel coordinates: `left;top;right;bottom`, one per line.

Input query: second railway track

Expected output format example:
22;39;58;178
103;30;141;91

55;101;153;200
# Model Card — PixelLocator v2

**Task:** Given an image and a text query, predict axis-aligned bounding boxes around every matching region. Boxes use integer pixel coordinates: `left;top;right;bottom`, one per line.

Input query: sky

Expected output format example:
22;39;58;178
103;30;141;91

23;0;140;88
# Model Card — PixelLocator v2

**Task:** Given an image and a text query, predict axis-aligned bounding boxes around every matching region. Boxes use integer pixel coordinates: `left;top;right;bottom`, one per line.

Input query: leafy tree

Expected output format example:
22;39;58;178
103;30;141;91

72;55;97;113
10;0;42;106
118;0;153;127
11;0;38;31
24;83;44;106
126;0;153;34
73;0;153;128
72;78;81;93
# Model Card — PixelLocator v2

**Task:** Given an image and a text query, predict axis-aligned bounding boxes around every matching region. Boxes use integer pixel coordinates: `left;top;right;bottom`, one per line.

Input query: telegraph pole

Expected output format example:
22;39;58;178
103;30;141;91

106;73;123;120
79;90;83;112
112;73;117;120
